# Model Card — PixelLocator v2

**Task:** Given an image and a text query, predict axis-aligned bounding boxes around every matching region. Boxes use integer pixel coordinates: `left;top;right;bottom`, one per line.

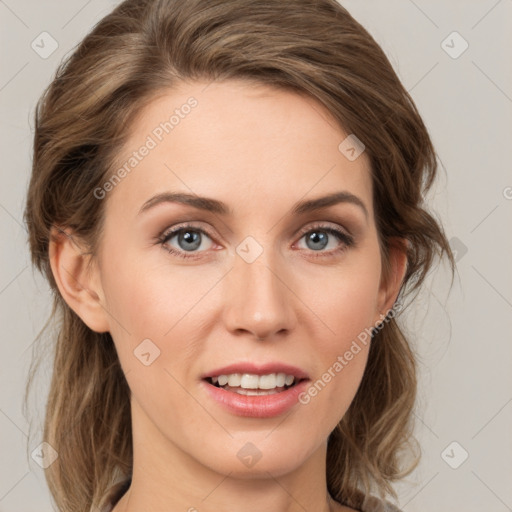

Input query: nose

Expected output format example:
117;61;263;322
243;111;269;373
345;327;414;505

222;250;297;341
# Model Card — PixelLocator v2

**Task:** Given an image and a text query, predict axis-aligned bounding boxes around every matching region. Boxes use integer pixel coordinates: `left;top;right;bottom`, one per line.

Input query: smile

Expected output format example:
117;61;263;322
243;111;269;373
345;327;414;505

202;363;310;418
207;372;297;395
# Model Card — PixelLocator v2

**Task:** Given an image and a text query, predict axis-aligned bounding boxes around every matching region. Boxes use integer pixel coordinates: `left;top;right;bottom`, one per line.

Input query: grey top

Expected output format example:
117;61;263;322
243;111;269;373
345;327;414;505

358;495;404;512
100;480;403;512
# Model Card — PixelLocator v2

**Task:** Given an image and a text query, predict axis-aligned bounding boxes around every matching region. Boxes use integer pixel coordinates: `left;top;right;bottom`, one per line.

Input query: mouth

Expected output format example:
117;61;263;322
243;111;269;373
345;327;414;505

204;372;304;396
201;363;310;417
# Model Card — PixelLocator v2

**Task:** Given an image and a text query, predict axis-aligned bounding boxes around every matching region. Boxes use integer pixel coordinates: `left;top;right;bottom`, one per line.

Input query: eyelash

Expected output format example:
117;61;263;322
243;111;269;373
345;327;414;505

156;222;355;260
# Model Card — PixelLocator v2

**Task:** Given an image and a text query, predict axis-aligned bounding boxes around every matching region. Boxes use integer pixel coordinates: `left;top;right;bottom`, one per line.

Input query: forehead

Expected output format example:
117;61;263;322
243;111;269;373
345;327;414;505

104;79;373;222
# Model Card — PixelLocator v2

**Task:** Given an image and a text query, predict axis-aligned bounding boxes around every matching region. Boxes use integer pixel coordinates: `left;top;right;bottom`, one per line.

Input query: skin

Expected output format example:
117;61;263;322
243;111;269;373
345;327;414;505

49;79;407;512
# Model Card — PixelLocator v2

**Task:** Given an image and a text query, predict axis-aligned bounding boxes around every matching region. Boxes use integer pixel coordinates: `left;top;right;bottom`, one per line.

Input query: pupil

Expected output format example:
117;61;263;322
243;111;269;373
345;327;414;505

307;231;328;250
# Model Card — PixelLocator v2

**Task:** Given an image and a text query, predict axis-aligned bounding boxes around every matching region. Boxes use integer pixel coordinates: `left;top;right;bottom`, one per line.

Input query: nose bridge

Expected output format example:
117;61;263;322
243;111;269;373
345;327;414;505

222;244;296;339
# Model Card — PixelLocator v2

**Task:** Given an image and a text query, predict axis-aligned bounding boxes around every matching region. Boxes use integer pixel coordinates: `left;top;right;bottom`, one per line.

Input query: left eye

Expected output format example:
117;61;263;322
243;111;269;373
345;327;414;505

296;227;351;252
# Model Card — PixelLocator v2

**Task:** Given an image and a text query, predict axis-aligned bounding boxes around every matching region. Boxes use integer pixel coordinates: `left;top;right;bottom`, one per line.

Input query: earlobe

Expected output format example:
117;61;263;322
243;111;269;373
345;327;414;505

49;226;110;333
376;238;408;321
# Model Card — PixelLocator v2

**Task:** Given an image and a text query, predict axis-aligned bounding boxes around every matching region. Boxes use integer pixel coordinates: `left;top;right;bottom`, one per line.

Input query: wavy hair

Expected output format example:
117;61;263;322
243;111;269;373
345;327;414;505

24;0;454;510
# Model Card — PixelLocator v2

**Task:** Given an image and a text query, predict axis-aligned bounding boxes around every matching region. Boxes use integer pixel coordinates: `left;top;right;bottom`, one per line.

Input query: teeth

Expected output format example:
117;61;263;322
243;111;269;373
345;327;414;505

210;372;296;390
228;374;242;387
259;374;277;389
285;374;294;386
241;374;260;389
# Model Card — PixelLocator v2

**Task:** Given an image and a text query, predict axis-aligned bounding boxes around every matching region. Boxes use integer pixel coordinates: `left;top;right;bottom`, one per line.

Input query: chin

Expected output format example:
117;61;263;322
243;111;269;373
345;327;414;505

192;434;320;479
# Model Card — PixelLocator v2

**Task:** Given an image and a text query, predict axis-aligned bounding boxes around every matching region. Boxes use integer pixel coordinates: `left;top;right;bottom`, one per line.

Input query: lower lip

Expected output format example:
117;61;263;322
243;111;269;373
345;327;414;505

202;379;310;418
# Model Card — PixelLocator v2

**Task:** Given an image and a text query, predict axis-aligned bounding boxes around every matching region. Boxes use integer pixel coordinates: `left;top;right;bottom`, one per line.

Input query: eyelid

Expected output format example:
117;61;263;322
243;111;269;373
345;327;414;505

293;220;352;239
157;220;221;245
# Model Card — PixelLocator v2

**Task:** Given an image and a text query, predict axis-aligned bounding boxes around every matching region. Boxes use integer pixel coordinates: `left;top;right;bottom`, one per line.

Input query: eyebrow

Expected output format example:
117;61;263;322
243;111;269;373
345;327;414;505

138;190;369;220
139;192;232;216
292;191;368;220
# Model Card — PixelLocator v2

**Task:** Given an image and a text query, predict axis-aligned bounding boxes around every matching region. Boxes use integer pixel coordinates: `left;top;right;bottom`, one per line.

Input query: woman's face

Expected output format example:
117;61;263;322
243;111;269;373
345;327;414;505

90;79;397;479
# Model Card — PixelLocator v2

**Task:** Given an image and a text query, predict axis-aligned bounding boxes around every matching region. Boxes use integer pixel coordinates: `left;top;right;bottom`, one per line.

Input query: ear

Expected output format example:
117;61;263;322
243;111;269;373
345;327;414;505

375;238;408;322
49;226;110;333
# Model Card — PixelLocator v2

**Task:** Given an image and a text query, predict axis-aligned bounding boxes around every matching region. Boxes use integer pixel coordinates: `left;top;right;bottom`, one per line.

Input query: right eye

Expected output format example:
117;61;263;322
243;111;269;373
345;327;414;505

158;223;216;259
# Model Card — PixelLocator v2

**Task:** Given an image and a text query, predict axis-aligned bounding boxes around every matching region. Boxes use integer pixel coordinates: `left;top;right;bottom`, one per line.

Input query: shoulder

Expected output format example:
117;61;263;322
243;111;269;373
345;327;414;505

98;478;131;512
359;495;404;512
334;494;403;512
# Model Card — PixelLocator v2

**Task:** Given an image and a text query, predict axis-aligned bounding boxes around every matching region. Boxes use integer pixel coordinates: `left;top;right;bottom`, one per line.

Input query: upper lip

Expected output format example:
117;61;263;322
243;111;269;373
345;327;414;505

202;362;310;380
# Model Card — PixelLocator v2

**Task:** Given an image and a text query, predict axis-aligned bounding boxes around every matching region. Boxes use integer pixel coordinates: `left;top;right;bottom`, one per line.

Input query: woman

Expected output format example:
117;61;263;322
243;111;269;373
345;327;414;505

24;0;454;511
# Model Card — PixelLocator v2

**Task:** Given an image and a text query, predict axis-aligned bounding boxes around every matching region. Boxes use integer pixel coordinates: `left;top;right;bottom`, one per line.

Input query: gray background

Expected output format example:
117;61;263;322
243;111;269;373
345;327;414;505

1;1;511;511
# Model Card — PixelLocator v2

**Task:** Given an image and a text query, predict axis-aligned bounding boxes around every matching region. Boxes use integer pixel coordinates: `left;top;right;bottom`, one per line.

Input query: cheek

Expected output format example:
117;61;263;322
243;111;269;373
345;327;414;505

99;253;224;419
296;247;381;419
99;256;216;437
100;246;220;341
306;250;382;350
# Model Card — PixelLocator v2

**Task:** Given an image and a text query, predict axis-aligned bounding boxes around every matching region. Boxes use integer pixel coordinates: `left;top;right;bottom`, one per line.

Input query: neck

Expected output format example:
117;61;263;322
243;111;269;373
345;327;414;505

113;398;343;512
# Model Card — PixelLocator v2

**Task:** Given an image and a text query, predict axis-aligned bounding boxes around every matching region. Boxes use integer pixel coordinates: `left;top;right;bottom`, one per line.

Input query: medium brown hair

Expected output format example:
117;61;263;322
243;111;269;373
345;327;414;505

24;0;454;510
